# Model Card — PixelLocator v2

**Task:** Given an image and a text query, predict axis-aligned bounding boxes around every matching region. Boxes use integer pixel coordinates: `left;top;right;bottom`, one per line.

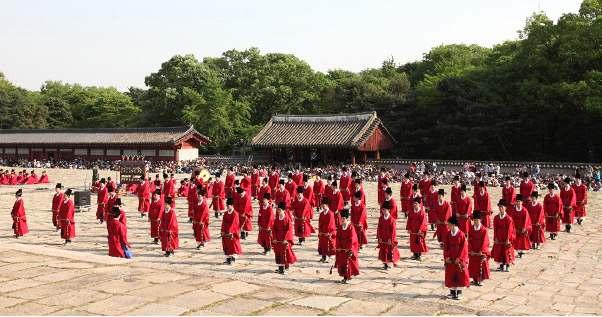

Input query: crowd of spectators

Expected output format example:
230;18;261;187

2;157;600;191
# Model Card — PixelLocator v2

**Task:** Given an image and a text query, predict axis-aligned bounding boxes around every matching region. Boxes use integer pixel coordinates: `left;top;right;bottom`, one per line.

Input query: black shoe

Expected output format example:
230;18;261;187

278;266;285;274
383;263;389;270
567;224;572;233
231;257;236;263
215;211;219;218
451;289;458;300
153;238;159;244
497;264;504;271
224;257;232;265
517;251;523;258
447;289;455;298
241;232;246;240
196;243;204;250
415;254;422;261
320;255;326;263
456;290;463;300
164;252;170;257
341;278;348;284
577;219;583;225
504;264;510;272
430;224;435;231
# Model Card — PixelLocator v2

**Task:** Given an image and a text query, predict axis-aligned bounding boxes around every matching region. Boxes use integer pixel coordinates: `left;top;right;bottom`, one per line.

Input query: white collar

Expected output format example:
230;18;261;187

451;227;459;236
322;208;330;215
413;207;420;213
383;213;390;220
515;205;523;211
438;200;444;206
499;212;506;219
278;214;285;220
473;223;481;230
227;209;234;214
531;201;538;206
342;222;350;230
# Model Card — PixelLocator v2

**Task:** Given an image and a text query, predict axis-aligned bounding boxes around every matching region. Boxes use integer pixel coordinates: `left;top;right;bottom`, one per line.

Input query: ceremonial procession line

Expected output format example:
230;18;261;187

1;167;601;315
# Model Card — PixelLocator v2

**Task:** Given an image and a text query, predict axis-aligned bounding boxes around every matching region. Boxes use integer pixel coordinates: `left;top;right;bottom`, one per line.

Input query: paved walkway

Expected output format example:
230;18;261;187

0;167;601;315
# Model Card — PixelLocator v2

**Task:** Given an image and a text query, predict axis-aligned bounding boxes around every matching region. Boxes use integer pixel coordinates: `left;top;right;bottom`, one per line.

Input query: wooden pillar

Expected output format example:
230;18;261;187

362;152;367;164
376;150;381;160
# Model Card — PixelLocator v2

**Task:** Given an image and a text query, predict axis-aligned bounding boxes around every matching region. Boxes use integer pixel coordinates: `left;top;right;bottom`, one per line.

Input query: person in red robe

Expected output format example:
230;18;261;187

148;189;163;244
159;197;179;257
399;173;413;218
350;191;368;249
240;171;252;196
313;172;325;211
511;195;531;257
258;178;272;209
106;176;116;193
96;179;108;223
318;197;337;263
572;175;588;225
377;200;399;269
527;191;546;249
114;198;128;230
268;168;280;192
560;177;577;233
186;179;197;222
162;173;176;209
104;188;118;228
433;189;452;244
329;181;344;226
418;172;432;201
443;215;470;300
544;182;563;240
285;174;297;198
224;168;236;199
222;198;242;264
38;171;49;184
455;185;473;234
292;169;304;188
473;181;492;228
52;183;64;231
272;202;297;274
382;187;398;220
302;175;315;214
137;176;151;218
407;197;428;261
334;209;359;283
377;168;389;206
339;167;352;204
107;206;130;258
501;176;516;209
519;172;535;205
251;166;261;199
424;180;439;230
25;170;38;184
450;176;461;214
257;193;275;255
192;187;211;249
11;189;29;238
211;172;225;218
59;189;76;244
491;199;516;272
274;180;291;212
234;187;253;240
352;178;366;206
292;186;315;245
468;211;490;286
179;179;190;198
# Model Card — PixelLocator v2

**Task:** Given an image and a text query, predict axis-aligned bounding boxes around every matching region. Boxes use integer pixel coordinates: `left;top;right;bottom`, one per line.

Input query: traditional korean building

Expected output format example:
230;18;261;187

251;112;396;164
0;126;209;162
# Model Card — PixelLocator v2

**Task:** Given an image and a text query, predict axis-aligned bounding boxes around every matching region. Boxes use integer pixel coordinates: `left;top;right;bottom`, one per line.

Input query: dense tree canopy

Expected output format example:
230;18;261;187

0;0;600;160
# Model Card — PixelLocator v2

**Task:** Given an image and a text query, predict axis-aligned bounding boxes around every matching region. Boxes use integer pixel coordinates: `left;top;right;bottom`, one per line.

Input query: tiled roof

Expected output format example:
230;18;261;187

251;111;396;149
0;126;210;146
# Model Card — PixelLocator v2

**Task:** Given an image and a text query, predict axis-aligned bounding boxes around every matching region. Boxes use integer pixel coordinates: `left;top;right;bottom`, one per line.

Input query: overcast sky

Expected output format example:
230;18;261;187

0;0;583;91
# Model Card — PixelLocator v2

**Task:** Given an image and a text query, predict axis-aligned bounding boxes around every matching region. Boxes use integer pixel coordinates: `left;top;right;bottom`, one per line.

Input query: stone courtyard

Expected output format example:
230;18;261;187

0;167;601;315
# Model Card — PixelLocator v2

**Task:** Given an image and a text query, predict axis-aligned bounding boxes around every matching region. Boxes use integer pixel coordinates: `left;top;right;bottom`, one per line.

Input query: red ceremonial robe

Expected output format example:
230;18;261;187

285;181;297;198
502;185;516;209
377;175;388;205
96;187;108;221
443;229;470;288
468;224;490;282
527;201;546;244
274;188;291;210
268;172;280;192
318;209;337;256
292;173;303;188
187;183;198;218
329;191;344;226
148;198;164;238
399;180;413;215
38;174;49;184
221;210;242;255
335;223;360;280
419;179;431;198
350;201;368;246
52;192;64;229
59;199;76;240
433;200;452;242
234;193;253;232
225;173;235;198
137;182;151;214
258;185;272;206
105;194;118;226
107;215;129;258
159;208;179;252
11;198;29;237
407;206;429;253
572;183;588;218
272;213;297;267
313;180;325;208
377;214;400;264
455;196;473;234
381;197;399;220
193;198;211;244
544;193;563;233
179;183;189;198
425;189;438;224
302;185;315;210
560;187;577;225
339;174;352;202
450;184;461;215
520;180;535;204
473;191;492;228
292;197;314;238
510;206;531;251
241;176;252;196
251;170;260;198
491;214;515;264
257;202;274;250
212;180;225;211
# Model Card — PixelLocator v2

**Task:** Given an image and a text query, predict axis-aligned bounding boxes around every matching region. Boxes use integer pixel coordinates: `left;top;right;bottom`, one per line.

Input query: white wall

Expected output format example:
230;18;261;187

177;148;198;161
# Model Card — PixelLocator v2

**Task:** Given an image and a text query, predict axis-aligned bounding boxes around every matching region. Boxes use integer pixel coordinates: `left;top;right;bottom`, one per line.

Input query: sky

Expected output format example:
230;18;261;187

0;0;584;91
